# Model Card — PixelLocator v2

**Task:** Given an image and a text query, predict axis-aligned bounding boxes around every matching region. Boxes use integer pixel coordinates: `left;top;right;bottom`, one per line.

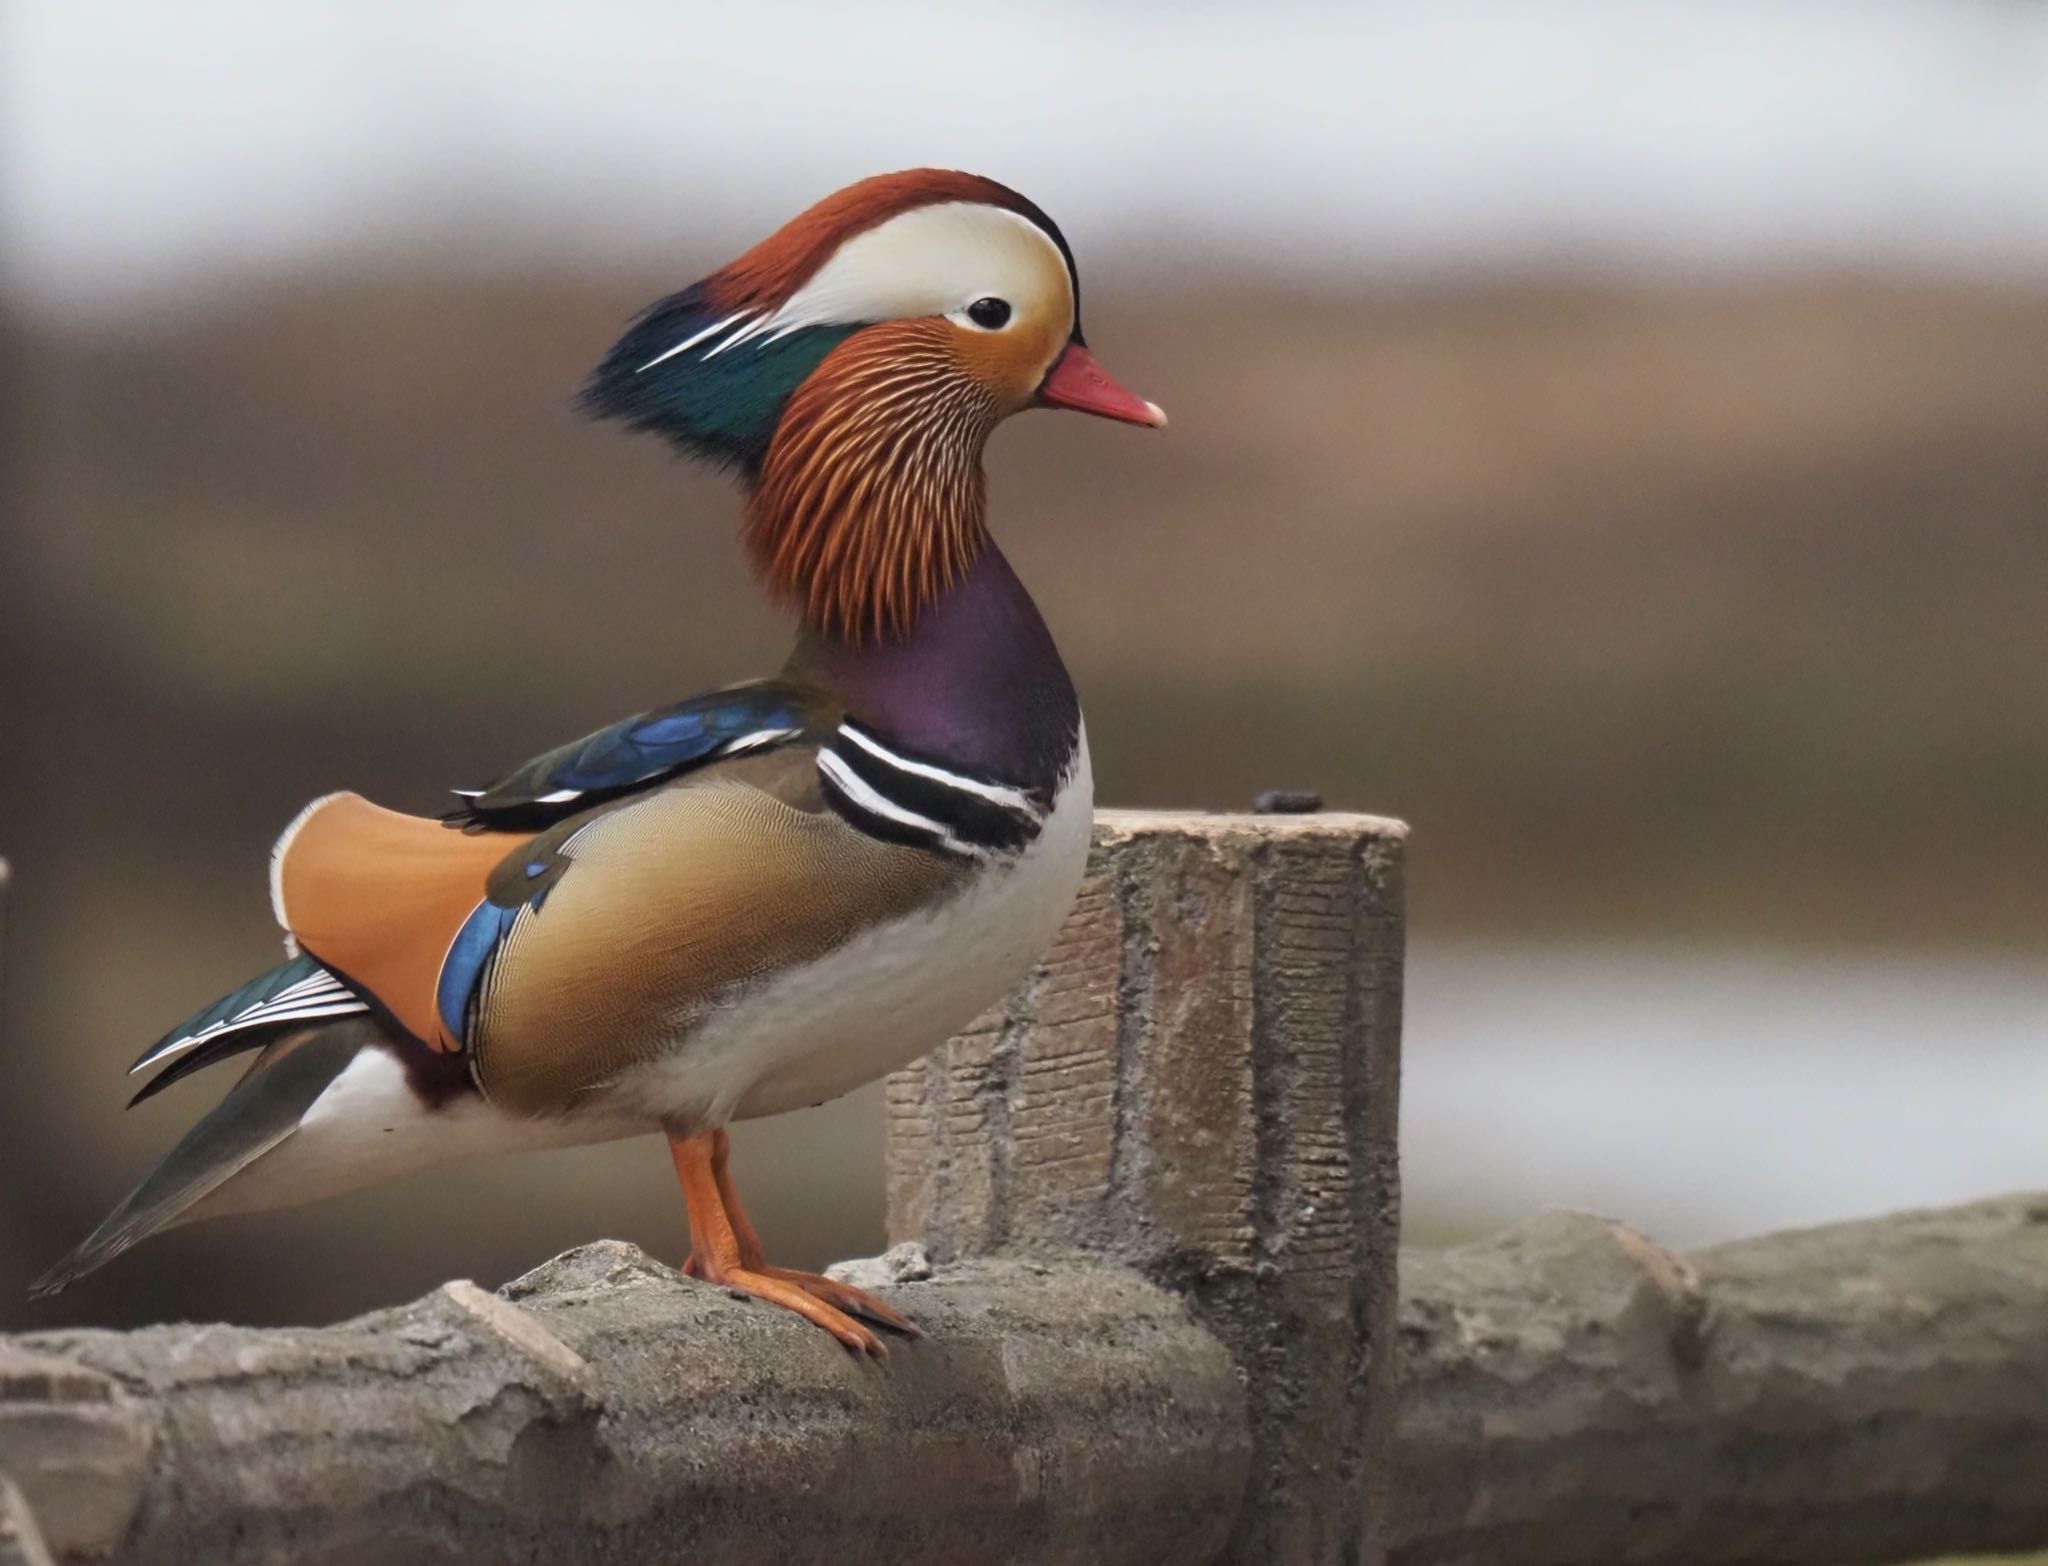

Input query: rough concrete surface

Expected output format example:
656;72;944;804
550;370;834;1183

5;1244;1246;1566
0;1476;58;1566
887;810;1408;1566
1393;1194;2048;1566
7;808;1405;1566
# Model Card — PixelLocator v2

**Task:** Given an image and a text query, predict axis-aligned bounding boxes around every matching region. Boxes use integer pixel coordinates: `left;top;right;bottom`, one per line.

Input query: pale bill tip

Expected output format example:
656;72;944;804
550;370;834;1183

1142;401;1169;429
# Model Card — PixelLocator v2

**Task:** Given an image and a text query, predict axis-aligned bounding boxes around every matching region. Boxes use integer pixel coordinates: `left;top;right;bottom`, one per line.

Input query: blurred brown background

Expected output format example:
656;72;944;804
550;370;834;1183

5;1;2047;1331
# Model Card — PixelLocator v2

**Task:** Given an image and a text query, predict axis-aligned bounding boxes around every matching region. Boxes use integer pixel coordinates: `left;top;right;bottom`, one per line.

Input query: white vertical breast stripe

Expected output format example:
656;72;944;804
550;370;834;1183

815;749;990;861
837;724;1043;815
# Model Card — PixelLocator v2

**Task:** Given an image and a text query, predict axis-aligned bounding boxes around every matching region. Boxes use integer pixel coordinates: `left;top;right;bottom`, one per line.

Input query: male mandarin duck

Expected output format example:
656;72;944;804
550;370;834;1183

34;169;1164;1353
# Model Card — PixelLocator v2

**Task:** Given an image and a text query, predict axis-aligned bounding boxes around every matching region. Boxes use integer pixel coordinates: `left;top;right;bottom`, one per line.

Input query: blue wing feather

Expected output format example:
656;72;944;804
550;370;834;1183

444;679;818;832
436;901;522;1046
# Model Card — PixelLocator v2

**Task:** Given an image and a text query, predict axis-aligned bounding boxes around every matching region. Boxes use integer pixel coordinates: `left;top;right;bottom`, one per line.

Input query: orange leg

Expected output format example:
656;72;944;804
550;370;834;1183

669;1128;920;1356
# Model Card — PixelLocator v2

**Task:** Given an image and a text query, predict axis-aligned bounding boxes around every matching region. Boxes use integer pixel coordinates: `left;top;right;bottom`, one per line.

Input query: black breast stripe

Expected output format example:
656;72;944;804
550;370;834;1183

818;722;1050;860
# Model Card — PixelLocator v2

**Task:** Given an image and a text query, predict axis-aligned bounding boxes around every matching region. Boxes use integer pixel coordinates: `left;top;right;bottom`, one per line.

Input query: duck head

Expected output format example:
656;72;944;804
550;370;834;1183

581;168;1162;642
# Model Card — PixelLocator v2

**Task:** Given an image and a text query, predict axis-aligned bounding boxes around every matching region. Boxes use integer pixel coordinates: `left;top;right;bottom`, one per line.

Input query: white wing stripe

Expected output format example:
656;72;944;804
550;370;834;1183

225;999;368;1030
130;1034;211;1073
131;999;369;1073
717;726;801;757
265;972;342;1006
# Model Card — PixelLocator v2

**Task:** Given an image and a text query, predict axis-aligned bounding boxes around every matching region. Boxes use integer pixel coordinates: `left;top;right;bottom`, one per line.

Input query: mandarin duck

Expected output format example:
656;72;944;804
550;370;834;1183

34;169;1164;1353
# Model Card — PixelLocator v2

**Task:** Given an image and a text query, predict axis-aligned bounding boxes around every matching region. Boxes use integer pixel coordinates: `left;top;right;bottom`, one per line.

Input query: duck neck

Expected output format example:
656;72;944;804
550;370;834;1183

790;541;1080;794
745;319;996;644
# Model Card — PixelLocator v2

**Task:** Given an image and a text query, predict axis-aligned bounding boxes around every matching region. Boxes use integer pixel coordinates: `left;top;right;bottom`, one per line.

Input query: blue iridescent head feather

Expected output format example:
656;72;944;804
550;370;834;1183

578;283;858;472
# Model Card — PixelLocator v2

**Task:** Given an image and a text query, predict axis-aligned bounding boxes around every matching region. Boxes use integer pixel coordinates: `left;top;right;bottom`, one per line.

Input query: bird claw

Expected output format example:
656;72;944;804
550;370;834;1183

687;1261;889;1355
669;1130;918;1355
680;1254;919;1353
758;1265;923;1339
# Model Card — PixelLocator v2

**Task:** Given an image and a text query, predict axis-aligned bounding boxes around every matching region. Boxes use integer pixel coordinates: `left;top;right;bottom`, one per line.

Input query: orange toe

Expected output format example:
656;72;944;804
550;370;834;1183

760;1266;922;1338
710;1266;886;1355
681;1254;918;1349
668;1128;905;1355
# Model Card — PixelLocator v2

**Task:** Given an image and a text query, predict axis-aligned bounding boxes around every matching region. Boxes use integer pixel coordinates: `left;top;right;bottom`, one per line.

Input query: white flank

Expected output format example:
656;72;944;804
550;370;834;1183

190;1047;640;1221
534;787;583;804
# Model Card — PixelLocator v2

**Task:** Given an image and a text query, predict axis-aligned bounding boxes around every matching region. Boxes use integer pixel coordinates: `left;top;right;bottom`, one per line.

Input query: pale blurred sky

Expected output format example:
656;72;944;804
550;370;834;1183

5;0;2048;310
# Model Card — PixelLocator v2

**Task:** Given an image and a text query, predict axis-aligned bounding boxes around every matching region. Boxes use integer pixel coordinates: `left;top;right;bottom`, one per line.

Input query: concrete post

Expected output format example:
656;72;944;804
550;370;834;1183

886;809;1407;1566
0;1476;58;1566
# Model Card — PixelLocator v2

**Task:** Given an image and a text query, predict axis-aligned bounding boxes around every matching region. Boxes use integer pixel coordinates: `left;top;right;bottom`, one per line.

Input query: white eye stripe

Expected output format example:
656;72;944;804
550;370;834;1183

763;204;1068;346
635;203;1071;375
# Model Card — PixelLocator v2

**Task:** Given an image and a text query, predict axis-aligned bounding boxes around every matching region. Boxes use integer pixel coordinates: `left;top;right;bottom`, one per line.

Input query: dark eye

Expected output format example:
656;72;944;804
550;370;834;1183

966;297;1012;330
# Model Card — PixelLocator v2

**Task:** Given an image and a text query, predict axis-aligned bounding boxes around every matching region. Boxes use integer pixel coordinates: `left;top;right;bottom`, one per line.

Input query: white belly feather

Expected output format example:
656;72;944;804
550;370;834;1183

191;1049;640;1219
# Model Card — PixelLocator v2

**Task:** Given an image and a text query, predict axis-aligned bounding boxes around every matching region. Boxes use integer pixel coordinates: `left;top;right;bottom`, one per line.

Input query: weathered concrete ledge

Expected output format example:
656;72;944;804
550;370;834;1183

1;1474;57;1566
4;1243;1246;1566
13;805;2048;1566
889;809;1408;1566
6;810;1406;1566
1393;1193;2048;1566
17;1191;2048;1566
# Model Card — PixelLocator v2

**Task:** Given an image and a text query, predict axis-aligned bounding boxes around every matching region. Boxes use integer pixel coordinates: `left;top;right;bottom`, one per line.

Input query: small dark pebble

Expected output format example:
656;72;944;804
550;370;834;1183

1253;789;1324;815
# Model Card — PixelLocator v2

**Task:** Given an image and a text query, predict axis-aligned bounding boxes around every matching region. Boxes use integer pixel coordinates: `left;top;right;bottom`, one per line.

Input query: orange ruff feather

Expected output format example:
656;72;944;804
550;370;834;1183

747;320;996;643
272;794;524;1051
